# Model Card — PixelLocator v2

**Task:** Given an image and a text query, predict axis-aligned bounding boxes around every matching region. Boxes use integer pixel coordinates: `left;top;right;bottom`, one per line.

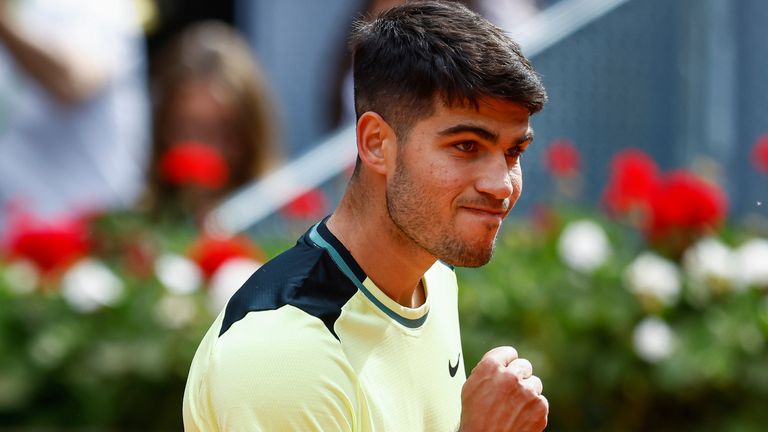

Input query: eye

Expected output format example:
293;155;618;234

454;141;478;152
505;146;525;159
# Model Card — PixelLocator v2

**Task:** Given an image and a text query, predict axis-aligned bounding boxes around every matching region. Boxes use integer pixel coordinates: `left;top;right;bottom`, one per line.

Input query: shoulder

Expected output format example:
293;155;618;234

220;235;358;339
209;305;360;430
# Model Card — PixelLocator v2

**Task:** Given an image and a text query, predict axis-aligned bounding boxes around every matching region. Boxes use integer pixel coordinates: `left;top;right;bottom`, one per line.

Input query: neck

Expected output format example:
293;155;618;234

326;180;434;308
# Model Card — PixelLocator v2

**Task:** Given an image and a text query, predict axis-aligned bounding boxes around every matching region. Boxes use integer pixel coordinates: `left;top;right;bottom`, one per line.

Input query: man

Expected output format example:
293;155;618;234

184;1;548;430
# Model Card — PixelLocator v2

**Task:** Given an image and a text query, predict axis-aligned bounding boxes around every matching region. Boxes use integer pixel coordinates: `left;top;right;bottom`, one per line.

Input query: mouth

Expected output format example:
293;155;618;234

460;206;506;224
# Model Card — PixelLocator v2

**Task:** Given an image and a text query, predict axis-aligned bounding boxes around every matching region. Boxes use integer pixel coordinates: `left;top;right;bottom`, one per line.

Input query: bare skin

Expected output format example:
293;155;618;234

327;97;548;430
459;347;548;432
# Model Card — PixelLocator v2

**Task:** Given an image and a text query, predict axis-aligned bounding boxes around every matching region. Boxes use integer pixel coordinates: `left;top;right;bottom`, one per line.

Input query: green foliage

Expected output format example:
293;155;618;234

2;209;767;430
457;214;768;431
0;263;211;429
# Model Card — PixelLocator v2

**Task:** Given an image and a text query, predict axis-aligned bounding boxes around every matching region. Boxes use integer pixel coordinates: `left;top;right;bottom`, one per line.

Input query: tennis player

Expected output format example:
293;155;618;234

184;1;548;430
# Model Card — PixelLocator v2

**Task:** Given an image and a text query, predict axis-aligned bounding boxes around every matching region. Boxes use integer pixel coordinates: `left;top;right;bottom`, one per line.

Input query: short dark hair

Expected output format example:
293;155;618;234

349;0;547;139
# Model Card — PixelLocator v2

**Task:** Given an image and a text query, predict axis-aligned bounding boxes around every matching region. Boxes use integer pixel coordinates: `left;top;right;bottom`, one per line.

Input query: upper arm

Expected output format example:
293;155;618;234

18;0;143;102
209;306;360;431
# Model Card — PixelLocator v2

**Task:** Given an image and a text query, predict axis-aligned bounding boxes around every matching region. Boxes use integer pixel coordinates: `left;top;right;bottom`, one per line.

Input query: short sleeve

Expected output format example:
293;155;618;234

208;306;360;431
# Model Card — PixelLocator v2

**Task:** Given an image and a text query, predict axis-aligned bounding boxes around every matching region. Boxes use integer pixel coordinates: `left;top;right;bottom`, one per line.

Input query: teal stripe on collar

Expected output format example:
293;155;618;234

308;223;428;329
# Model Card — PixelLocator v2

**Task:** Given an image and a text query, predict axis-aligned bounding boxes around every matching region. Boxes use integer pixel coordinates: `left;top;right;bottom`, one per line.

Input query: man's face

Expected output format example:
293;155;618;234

386;98;532;267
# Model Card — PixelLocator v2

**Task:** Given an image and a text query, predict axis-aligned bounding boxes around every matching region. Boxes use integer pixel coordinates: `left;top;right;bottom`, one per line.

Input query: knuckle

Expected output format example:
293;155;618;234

512;357;531;367
530;375;543;388
509;358;533;377
474;357;497;374
506;346;519;359
477;355;496;367
499;365;520;382
483;345;518;361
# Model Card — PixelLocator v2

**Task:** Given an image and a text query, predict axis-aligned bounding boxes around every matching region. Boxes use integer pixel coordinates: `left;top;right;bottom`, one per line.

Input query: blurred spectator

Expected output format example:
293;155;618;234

0;0;150;231
147;20;277;220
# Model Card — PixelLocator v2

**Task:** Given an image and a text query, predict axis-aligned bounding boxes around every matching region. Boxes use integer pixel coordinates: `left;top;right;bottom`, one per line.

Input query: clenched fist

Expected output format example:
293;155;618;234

459;346;548;432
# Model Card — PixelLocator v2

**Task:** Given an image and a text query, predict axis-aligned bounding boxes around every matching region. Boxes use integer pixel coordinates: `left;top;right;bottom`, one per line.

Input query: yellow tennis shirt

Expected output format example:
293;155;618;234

183;219;466;431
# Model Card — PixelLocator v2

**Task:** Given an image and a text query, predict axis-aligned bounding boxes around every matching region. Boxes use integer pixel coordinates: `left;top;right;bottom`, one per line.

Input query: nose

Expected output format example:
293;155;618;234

475;154;515;200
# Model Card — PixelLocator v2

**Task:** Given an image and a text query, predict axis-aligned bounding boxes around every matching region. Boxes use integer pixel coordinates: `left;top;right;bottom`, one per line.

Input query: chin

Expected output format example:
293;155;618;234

440;239;496;268
442;252;493;268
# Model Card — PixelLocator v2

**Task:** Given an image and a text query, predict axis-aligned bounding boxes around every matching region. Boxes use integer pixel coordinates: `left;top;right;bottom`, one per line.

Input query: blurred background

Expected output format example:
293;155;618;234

1;0;767;430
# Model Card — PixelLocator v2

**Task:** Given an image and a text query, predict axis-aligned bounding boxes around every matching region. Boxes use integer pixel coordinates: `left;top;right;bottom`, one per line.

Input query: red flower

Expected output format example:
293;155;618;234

188;234;265;279
529;204;559;237
543;139;580;177
602;149;660;216
647;170;727;241
281;188;329;220
159;141;229;189
3;213;90;274
752;134;768;173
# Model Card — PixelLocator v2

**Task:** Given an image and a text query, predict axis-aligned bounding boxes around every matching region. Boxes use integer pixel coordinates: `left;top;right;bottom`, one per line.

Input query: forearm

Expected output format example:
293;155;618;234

0;8;107;104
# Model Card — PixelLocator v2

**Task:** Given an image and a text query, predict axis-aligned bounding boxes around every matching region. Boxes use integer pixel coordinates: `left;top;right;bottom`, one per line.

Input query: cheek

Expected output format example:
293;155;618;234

413;172;453;209
511;165;524;197
427;162;468;203
404;149;460;196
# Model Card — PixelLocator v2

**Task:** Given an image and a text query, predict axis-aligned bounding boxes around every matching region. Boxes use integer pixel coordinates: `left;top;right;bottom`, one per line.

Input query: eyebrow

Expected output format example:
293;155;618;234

437;123;534;146
438;124;498;142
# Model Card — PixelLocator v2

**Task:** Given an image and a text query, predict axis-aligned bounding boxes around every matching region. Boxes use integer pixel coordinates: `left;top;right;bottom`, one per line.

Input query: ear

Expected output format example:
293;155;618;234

356;111;396;176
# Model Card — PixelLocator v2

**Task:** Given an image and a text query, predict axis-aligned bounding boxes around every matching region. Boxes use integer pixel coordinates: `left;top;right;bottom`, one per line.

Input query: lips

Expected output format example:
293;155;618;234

463;206;506;215
460;206;506;223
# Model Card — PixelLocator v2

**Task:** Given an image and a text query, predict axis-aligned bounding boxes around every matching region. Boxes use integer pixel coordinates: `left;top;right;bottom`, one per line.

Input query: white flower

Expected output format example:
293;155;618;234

557;219;611;273
209;258;261;313
734;238;768;288
28;326;76;368
2;260;39;295
633;317;676;362
624;252;681;307
62;259;124;313
154;294;198;329
154;253;202;295
683;237;739;294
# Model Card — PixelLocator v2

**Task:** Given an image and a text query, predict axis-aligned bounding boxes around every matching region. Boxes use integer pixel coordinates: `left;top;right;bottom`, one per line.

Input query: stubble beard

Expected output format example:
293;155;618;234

385;156;496;268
